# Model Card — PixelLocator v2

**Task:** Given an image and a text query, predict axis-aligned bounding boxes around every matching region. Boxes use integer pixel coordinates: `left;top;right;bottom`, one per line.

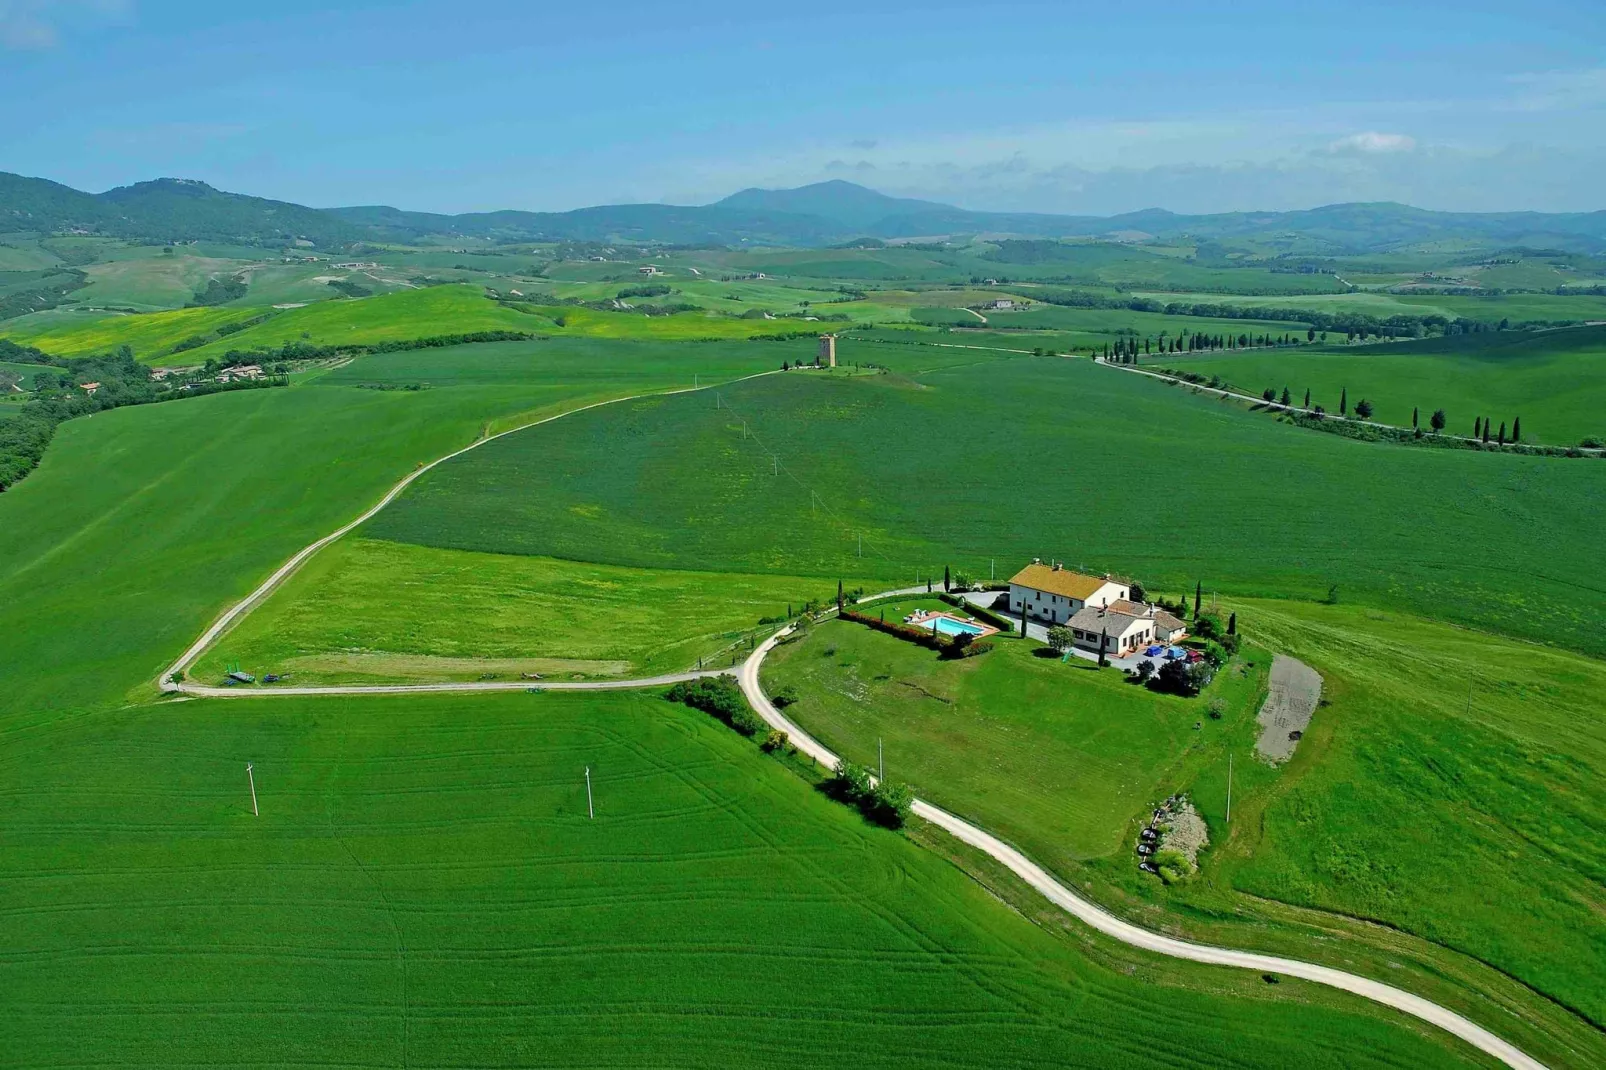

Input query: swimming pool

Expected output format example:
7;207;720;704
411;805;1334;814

916;614;987;637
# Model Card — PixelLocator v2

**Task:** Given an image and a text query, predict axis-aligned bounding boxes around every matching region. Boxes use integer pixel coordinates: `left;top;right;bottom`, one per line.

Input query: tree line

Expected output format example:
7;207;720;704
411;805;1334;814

0;344;287;491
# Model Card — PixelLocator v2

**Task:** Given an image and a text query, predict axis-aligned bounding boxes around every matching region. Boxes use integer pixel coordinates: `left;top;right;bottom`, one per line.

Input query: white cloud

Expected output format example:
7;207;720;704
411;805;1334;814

1327;131;1417;155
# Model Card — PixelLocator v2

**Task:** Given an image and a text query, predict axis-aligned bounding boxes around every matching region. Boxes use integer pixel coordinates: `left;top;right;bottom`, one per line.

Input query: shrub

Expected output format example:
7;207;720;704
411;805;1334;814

823;761;913;829
1150;658;1214;697
1153;848;1193;884
665;675;764;736
1046;625;1073;653
1132;659;1155;684
1207;698;1226;720
760;729;791;753
1193;612;1225;641
769;685;799;709
949;639;993;659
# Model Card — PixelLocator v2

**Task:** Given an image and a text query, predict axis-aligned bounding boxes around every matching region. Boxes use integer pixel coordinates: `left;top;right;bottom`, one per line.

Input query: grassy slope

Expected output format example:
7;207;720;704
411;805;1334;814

367;354;1606;657
0;304;268;359
0;333;1481;1068
1161;326;1606;444
0;689;1481;1069
761;600;1271;864
1218;599;1606;1029
0;338;782;719
192;537;861;684
766;597;1606;1039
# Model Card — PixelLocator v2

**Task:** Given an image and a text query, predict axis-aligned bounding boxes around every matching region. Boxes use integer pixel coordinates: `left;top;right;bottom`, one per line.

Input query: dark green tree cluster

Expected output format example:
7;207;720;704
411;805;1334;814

822;761;914;829
1474;415;1523;445
664;676;763;736
186;275;249;307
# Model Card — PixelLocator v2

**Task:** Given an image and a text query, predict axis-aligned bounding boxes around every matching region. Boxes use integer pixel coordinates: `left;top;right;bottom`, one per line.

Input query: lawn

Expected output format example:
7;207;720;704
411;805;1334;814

1162;325;1606;445
1214;599;1606;1030
761;601;1270;867
0;688;1481;1069
191;537;862;684
366;354;1606;657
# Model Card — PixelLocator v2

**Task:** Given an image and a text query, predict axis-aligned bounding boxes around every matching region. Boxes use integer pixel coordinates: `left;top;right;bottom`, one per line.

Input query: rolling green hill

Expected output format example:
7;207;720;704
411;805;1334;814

366;353;1606;655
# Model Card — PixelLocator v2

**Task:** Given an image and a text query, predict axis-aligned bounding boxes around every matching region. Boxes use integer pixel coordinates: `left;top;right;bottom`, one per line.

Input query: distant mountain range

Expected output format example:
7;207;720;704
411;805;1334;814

4;172;1605;254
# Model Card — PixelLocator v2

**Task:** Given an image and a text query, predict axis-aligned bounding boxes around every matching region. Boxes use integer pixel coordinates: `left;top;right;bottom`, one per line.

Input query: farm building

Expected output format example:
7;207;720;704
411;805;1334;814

1010;562;1188;650
1109;599;1188;643
1009;561;1129;624
1065;604;1157;657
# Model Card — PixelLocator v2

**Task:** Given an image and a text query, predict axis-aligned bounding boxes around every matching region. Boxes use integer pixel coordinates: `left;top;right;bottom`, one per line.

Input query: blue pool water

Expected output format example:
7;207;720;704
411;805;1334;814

918;615;986;637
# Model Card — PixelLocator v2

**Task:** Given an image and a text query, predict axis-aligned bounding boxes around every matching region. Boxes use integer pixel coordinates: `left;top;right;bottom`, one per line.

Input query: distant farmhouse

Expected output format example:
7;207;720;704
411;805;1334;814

1009;560;1186;657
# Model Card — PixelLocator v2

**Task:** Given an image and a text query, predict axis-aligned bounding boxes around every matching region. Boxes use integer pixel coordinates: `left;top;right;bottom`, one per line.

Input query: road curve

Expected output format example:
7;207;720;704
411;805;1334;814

155;367;1549;1069
737;613;1548;1070
158;371;779;694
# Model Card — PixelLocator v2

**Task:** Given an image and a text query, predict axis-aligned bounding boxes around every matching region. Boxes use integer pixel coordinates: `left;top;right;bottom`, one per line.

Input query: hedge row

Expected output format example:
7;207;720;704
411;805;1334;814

840;608;994;659
664;675;764;736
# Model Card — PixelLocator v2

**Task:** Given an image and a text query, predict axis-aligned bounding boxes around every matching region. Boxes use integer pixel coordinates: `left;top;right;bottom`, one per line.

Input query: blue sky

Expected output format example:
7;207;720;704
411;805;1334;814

2;0;1603;215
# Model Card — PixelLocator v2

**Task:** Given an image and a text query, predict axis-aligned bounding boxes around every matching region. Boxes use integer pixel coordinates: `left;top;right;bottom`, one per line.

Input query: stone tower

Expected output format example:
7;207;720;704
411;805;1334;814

819;334;837;367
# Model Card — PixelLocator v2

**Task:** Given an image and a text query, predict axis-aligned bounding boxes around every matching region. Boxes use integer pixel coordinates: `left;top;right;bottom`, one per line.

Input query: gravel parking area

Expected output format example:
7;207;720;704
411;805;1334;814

1256;655;1322;762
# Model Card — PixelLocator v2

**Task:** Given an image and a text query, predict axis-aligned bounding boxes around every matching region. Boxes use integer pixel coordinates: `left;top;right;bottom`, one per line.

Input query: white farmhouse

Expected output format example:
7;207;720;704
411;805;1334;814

1009;561;1129;625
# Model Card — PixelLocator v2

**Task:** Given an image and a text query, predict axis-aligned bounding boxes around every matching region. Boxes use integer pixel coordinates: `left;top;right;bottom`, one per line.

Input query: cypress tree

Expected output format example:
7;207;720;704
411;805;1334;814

1304;388;1311;408
1098;629;1108;669
1340;387;1348;415
1474;416;1481;438
1513;416;1521;443
837;579;843;608
1498;421;1506;446
1194;580;1202;619
1482;420;1490;443
1412;407;1419;428
1280;386;1291;406
1227;612;1237;635
943;565;950;593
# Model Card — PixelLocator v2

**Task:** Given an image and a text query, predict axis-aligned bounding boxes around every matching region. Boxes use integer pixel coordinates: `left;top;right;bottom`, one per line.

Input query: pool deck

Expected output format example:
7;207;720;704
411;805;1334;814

904;609;1002;640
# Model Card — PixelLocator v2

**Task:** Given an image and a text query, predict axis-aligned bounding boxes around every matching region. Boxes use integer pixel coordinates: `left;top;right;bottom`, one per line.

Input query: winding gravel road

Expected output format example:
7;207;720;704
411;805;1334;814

737;615;1547;1070
156;375;1548;1069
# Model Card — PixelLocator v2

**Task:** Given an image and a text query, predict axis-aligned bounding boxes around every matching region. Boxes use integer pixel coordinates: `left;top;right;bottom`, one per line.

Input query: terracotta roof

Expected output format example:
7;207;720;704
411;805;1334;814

1153;610;1186;632
1067;604;1151;636
1009;563;1113;601
1108;599;1154;617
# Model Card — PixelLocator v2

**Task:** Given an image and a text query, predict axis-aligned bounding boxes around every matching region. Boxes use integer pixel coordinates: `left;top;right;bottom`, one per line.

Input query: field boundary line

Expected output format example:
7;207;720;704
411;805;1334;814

735;603;1549;1070
158;369;781;694
1097;356;1602;455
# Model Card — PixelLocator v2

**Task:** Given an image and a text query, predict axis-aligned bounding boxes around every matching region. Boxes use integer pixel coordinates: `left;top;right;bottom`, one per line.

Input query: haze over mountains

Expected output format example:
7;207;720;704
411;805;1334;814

4;171;1605;253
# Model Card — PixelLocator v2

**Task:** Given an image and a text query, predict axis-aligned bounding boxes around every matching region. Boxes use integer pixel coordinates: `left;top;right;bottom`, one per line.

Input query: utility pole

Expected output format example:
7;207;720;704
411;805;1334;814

772;455;777;476
857;532;862;557
246;763;258;817
585;766;594;820
878;738;884;782
1225;754;1233;825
